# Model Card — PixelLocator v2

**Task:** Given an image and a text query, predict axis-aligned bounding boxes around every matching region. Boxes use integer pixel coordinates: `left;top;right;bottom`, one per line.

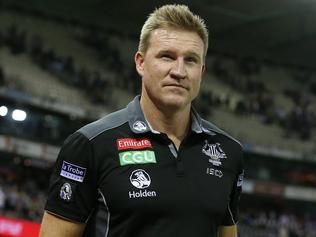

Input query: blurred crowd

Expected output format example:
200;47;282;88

0;157;49;222
0;8;315;236
210;56;316;141
1;19;316;141
0;24;113;106
239;208;316;237
73;26;141;94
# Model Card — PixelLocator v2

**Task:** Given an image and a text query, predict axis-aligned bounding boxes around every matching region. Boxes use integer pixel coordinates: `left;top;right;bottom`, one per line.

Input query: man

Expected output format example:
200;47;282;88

40;4;244;237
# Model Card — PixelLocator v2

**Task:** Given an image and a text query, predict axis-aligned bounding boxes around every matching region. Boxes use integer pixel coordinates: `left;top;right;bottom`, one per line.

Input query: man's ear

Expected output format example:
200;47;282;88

135;51;145;77
202;64;206;75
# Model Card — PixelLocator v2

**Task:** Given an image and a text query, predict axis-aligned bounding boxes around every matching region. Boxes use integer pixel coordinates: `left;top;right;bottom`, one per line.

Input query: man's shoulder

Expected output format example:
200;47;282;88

78;108;128;140
201;119;243;149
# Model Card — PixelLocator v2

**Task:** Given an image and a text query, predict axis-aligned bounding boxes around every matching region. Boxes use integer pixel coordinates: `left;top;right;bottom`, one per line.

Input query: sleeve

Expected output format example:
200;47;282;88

45;132;98;223
221;147;244;226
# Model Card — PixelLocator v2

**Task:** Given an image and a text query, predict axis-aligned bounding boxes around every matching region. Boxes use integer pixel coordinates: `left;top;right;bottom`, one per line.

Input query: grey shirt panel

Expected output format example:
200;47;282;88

78;95;242;149
78;108;128;141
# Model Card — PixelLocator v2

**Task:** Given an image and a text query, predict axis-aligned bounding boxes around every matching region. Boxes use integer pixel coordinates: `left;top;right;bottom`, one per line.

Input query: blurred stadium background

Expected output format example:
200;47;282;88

0;0;315;236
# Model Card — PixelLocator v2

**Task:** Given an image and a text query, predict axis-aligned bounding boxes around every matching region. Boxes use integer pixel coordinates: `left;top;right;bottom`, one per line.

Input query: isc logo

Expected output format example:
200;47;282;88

119;150;156;166
206;167;223;178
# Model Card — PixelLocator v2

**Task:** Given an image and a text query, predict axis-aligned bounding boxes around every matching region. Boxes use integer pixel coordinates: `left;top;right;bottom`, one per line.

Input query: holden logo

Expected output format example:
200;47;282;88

130;169;151;189
132;121;147;132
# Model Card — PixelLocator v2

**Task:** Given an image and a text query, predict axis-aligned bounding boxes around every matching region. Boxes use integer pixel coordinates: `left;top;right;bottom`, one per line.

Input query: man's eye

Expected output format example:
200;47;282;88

186;57;197;63
161;54;173;60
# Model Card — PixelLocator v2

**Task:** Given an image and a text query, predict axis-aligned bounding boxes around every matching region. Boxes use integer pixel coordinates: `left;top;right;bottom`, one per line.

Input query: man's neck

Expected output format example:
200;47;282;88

140;96;191;149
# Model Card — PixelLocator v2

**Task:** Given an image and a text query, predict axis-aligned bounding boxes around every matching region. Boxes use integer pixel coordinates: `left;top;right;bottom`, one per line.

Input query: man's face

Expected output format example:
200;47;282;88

135;28;205;111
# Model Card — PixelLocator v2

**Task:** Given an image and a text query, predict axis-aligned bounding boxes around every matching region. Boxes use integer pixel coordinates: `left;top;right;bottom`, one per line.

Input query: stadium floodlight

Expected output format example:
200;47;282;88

12;109;27;121
0;106;8;116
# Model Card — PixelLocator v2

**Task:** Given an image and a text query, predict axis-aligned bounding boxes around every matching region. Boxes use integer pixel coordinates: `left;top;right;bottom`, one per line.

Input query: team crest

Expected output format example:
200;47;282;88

202;140;227;166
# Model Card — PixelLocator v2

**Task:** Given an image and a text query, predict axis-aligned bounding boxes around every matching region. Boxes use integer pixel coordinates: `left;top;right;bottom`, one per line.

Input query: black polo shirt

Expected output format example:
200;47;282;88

45;96;244;237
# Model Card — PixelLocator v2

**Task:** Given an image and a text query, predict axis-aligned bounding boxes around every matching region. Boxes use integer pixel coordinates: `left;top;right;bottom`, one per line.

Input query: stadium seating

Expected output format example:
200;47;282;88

0;8;315;236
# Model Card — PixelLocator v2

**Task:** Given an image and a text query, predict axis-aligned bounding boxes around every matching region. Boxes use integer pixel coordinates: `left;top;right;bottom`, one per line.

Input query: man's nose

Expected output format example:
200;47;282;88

170;59;187;79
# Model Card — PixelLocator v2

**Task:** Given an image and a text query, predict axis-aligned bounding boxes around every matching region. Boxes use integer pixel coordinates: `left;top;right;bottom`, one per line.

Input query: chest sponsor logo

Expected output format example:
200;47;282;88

116;138;152;151
119;150;156;166
128;169;157;199
60;161;86;182
202;140;227;166
133;121;147;132
130;169;151;189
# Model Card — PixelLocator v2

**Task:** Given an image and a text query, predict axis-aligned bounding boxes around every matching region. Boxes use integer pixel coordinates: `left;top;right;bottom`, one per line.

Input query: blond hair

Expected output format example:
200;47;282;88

138;4;209;60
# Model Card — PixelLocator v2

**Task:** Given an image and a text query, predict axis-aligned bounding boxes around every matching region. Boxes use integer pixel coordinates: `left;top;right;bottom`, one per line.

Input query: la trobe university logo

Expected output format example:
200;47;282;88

128;169;157;199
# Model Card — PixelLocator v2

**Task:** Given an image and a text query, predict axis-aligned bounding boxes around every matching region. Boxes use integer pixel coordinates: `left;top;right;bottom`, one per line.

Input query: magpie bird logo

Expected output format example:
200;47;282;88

60;183;72;201
202;140;227;166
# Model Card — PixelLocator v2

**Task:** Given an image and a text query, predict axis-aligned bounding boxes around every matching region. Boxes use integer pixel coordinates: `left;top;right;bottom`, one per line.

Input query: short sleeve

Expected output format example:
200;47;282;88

221;150;244;226
45;132;98;223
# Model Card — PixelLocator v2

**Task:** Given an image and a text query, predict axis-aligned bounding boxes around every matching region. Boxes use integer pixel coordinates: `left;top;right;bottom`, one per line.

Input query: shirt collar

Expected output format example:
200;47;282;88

127;95;214;135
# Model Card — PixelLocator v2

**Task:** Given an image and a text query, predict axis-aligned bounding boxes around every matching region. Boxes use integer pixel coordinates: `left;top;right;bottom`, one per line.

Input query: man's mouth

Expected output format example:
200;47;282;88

164;84;188;90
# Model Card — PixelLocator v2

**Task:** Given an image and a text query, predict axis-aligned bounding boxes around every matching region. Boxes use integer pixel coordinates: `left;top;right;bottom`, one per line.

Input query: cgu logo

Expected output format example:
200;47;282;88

119;150;156;166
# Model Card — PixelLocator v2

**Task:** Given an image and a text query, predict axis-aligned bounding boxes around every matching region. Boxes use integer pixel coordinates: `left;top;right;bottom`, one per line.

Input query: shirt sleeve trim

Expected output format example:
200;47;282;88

227;203;236;225
45;209;86;224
